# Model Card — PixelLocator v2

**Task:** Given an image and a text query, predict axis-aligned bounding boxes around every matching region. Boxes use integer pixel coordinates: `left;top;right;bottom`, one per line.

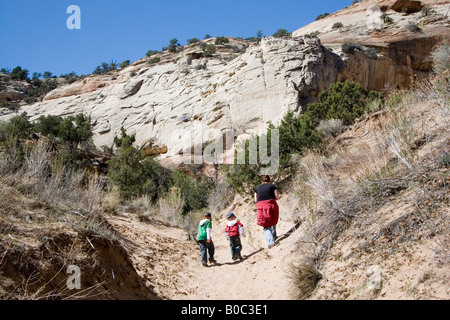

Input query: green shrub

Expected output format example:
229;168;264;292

146;50;159;57
381;13;394;24
2;112;32;139
342;43;378;59
0;100;10;110
92;61;118;75
275;112;323;165
407;21;421;32
316;13;330;21
332;22;344;29
245;30;264;43
141;157;172;202
60;72;83;84
10;66;29;81
306;81;382;126
195;64;207;70
43;71;53;79
119;60;130;69
342;42;363;54
439;152;450;167
92;66;102;75
108;127;174;201
187;38;200;45
272;28;291;38
148;56;161;64
168;38;180;53
215;37;229;45
421;5;432;17
107;127;146;199
107;127;211;211
222;135;269;196
202;43;216;57
170;169;213;214
33;114;63;138
58;113;93;149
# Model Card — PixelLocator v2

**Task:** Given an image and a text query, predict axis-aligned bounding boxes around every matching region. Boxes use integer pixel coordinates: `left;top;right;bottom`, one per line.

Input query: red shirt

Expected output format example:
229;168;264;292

256;199;279;228
225;220;243;237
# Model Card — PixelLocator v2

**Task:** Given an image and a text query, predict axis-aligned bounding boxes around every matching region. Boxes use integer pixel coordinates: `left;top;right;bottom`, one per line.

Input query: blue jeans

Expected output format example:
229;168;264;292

199;240;215;263
263;225;277;248
229;236;242;259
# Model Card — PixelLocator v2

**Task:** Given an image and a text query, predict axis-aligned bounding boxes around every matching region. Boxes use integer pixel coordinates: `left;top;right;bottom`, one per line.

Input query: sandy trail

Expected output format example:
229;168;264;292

107;209;300;300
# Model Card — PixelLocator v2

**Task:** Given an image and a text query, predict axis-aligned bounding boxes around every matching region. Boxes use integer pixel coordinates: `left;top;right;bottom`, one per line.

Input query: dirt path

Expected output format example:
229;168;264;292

107;211;300;300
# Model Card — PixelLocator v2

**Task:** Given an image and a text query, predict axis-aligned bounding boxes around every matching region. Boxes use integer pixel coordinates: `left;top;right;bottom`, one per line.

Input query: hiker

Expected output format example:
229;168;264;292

198;212;216;267
224;212;246;261
255;175;280;249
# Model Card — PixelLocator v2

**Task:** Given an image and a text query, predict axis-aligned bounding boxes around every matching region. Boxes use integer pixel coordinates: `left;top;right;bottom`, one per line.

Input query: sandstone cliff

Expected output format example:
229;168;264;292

8;37;344;163
293;0;450;90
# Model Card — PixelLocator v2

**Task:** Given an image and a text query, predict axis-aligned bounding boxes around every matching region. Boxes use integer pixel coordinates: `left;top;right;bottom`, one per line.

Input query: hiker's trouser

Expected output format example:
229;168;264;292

263;225;277;248
198;240;215;263
228;236;242;259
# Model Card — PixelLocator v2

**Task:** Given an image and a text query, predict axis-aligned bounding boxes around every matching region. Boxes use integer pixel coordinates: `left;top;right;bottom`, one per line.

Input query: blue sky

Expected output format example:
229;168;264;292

0;0;352;76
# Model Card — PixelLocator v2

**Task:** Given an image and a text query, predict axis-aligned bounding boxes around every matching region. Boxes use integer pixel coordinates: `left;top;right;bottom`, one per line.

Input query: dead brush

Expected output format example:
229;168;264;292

1;141;105;230
288;259;323;300
14;259;109;300
288;232;324;300
335;142;391;185
157;188;185;227
301;152;353;220
383;107;417;170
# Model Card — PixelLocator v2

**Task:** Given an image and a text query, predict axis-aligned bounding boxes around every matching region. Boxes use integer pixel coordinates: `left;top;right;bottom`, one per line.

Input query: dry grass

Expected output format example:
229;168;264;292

131;189;203;239
0;140;115;244
1;141;104;218
288;259;323;300
158;188;185;226
318;119;344;138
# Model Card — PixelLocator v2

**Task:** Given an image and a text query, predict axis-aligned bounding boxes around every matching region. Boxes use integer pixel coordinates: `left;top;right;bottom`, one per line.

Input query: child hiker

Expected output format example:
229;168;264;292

224;213;246;261
198;212;216;267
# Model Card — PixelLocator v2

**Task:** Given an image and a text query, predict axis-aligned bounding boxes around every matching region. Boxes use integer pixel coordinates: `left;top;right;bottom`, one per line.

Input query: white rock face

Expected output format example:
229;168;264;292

9;37;341;163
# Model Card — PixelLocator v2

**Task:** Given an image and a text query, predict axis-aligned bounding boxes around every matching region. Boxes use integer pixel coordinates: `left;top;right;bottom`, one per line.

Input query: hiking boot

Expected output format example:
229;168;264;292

202;261;208;267
209;258;217;264
236;254;243;261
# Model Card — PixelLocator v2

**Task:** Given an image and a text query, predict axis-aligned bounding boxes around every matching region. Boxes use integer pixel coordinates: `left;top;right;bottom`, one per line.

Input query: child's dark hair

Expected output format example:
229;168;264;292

261;175;271;183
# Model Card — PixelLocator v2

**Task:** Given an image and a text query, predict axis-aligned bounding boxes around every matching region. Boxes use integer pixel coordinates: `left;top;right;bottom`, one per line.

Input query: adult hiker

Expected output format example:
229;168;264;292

197;212;217;267
255;175;280;249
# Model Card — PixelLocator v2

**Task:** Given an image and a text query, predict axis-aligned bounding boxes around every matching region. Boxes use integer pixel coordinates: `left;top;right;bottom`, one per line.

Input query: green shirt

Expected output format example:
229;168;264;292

198;219;212;241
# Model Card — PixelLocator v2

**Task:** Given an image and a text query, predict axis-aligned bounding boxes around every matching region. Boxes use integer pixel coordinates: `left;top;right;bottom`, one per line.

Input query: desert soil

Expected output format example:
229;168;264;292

107;207;299;300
